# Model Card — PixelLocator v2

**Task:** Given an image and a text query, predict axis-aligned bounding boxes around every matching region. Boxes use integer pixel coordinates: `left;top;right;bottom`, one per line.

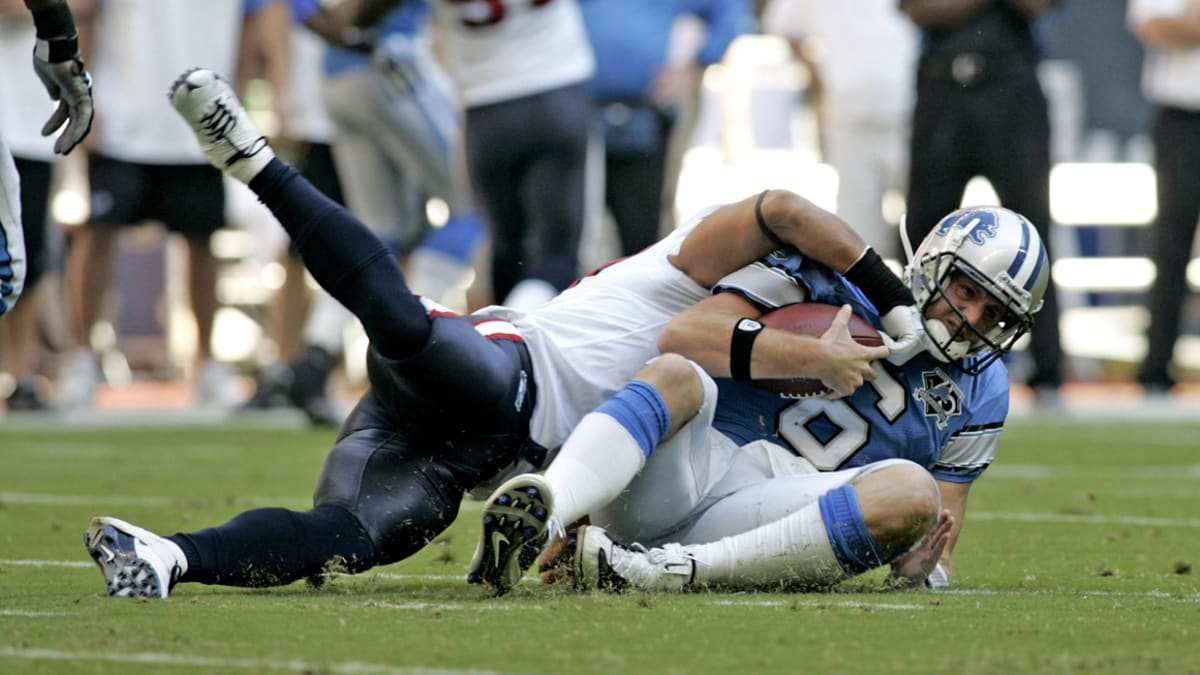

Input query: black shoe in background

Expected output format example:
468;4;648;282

287;345;342;427
6;380;49;412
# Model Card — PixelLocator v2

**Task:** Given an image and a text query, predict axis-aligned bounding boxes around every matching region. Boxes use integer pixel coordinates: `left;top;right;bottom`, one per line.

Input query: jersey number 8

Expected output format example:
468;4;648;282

777;363;907;470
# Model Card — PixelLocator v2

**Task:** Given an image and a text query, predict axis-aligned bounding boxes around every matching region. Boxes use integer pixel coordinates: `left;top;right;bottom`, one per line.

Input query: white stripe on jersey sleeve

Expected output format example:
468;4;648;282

713;261;808;309
933;423;1001;479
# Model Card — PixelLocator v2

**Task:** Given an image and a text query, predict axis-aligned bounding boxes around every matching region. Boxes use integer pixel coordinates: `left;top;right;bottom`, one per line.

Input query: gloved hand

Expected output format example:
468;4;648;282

32;42;94;154
879;303;928;365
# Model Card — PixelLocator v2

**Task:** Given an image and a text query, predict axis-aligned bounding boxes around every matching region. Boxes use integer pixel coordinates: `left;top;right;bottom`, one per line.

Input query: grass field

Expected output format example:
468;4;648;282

1;416;1198;674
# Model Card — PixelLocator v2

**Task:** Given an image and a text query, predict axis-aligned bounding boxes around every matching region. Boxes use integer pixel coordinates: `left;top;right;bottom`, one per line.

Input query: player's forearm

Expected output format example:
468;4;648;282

757;190;869;275
660;297;830;381
660;296;758;377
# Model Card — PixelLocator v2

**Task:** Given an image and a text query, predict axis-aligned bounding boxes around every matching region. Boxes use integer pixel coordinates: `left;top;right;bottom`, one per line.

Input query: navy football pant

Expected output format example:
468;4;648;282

170;162;537;586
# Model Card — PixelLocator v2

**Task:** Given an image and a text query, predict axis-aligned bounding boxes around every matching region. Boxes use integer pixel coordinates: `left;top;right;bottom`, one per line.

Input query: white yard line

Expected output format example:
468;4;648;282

0;647;497;675
0;491;452;511
970;511;1200;528
0;491;310;509
0;492;173;507
0;560;92;568
708;599;928;610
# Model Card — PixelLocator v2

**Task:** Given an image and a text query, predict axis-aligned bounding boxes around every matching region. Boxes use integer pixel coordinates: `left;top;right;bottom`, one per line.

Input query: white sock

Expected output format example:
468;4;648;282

544;412;647;526
689;501;846;588
228;148;274;185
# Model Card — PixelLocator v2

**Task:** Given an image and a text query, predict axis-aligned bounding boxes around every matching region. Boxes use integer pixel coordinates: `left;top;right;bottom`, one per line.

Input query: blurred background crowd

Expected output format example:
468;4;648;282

0;0;1195;424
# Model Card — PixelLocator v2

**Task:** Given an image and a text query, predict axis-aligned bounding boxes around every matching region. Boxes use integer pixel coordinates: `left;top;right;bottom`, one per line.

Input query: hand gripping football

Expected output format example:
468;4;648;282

753;302;884;398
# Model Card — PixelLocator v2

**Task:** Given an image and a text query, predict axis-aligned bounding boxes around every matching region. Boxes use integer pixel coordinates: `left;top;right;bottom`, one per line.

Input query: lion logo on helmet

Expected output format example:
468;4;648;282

935;212;999;246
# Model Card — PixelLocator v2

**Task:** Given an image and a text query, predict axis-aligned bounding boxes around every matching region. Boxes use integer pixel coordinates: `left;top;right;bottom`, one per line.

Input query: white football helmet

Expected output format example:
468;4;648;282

901;206;1049;374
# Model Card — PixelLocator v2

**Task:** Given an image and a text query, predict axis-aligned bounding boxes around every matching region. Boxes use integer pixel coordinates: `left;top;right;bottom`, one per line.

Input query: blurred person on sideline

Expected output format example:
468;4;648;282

82;68;926;599
0;0;92;334
582;0;753;257
244;0;488;426
58;0;286;412
235;0;350;422
0;0;88;410
1128;0;1200;394
761;0;918;261
899;0;1065;401
346;0;595;310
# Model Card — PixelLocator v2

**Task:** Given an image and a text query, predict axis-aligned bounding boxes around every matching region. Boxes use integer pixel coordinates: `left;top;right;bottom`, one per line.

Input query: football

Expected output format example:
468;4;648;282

753;302;884;398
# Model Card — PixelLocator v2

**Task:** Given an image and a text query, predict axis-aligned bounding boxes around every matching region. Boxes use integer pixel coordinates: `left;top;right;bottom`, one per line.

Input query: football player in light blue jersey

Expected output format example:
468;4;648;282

494;200;1047;592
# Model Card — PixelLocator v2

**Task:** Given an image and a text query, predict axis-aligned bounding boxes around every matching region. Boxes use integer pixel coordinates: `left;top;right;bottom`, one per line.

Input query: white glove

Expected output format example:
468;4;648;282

879;304;928;365
32;47;94;155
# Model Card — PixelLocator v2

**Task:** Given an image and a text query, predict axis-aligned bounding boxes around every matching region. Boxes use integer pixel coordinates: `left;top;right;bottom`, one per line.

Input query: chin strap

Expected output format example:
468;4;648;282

899;213;917;269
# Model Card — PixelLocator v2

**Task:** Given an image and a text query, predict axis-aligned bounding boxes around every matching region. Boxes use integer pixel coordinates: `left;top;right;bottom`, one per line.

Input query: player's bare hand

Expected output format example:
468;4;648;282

817;305;889;398
535;518;586;585
888;508;954;588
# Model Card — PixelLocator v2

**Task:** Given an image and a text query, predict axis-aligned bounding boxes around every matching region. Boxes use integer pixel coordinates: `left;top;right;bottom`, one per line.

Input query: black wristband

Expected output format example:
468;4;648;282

31;2;77;40
755;190;787;250
35;35;81;63
730;317;764;381
842;247;915;314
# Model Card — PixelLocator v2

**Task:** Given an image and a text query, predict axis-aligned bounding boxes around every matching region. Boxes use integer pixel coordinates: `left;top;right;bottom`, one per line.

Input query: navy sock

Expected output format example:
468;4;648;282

170;504;376;588
249;159;429;359
818;484;886;575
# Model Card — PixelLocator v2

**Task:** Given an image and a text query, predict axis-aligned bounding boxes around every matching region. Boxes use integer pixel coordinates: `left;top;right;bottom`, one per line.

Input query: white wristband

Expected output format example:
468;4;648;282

924;563;949;590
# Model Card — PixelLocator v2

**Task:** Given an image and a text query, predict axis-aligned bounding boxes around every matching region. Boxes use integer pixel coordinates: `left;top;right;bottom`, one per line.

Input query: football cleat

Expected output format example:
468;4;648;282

573;525;694;592
466;473;555;597
168;68;273;182
84;517;183;599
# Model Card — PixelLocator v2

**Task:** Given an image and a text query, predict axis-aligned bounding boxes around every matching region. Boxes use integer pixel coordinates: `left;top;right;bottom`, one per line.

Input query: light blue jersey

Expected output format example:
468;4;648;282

711;248;1009;484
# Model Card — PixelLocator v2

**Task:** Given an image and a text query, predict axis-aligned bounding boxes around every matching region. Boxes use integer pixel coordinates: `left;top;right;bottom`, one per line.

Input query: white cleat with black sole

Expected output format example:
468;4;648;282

168;67;274;183
84;517;183;599
573;524;694;592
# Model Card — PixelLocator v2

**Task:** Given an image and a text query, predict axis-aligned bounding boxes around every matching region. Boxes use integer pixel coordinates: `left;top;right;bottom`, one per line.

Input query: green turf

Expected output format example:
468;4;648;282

1;418;1197;674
